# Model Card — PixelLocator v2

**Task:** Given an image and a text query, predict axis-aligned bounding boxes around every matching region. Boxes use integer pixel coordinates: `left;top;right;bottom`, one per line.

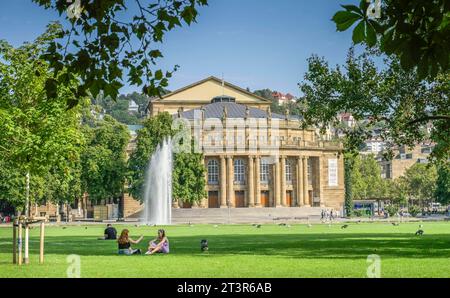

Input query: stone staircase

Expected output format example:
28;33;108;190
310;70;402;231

130;207;323;224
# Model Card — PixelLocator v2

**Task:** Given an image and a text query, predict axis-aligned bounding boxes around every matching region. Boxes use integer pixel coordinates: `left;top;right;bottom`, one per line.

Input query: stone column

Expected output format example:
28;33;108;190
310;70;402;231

227;156;234;207
303;156;309;206
296;156;304;206
247;155;255;207
254;156;261;207
201;158;207;208
318;156;324;207
220;156;227;207
280;156;287;206
275;157;281;207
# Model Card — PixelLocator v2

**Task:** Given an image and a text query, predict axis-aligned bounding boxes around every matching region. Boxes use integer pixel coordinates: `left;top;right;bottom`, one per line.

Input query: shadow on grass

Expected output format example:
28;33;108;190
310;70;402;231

1;232;449;259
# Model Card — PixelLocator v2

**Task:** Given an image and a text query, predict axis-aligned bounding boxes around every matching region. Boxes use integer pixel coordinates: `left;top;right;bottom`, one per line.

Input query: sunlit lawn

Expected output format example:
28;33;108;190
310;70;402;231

1;222;449;277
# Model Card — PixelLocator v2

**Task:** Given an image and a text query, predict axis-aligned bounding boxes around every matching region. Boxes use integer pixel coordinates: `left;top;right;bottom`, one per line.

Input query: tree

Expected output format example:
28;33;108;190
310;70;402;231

93;91;151;125
128;112;174;201
80;115;130;203
253;89;275;101
384;177;408;206
350;154;385;200
299;48;450;163
0;160;45;210
435;164;450;205
127;112;206;204
31;0;208;107
399;163;437;206
253;88;302;115
110;109;140;125
0;28;84;213
344;153;355;216
172;151;207;204
332;0;449;79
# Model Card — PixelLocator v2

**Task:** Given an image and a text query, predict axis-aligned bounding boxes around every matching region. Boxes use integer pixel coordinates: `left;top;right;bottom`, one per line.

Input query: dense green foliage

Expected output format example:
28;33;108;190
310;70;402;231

0;27;135;211
32;0;208;108
351;154;386;200
81;115;130;203
346;154;440;208
1;223;450;277
332;0;449;80
435;164;450;205
0;29;84;211
93;91;167;125
173;152;207;204
299;48;449;163
398;163;438;206
253;88;302;116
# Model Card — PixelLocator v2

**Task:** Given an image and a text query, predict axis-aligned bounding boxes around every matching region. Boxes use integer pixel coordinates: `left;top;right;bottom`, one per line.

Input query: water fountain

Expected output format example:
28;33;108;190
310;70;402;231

142;138;173;225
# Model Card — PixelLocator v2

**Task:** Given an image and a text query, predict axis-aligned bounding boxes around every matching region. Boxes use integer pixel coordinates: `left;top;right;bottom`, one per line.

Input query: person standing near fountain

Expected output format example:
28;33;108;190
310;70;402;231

117;229;144;255
145;229;169;255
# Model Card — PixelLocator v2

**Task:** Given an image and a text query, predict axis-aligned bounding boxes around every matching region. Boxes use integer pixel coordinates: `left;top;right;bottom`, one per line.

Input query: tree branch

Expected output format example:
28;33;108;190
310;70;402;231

408;115;450;125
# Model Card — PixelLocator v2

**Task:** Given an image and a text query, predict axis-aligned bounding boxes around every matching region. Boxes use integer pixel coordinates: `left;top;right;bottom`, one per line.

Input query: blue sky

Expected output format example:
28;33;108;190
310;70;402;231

0;0;361;96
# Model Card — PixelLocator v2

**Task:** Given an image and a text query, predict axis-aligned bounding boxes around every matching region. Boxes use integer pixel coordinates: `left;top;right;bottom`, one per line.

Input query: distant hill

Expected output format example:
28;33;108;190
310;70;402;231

93;89;170;125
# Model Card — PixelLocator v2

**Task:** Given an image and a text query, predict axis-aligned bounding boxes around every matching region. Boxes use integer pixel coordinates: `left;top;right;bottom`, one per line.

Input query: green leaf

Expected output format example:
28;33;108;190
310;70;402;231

352;21;366;44
154;69;163;80
359;0;368;12
366;23;377;47
334;12;362;31
333;11;359;25
45;78;58;99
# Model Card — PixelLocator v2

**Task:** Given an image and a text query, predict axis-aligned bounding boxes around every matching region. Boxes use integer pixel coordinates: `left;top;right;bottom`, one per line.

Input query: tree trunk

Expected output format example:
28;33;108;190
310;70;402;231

344;155;354;217
25;172;30;218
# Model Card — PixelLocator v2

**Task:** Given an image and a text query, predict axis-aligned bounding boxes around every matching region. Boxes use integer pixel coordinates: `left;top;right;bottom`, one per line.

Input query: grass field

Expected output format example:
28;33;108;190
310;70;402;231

1;221;449;278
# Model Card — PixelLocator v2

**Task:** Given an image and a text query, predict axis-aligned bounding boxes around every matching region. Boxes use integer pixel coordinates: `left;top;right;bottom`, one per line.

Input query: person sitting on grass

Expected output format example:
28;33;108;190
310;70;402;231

98;224;117;240
145;229;169;255
117;229;143;255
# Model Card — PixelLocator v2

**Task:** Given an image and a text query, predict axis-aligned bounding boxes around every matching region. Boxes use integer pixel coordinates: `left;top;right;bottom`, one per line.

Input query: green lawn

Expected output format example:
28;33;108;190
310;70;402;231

1;222;449;277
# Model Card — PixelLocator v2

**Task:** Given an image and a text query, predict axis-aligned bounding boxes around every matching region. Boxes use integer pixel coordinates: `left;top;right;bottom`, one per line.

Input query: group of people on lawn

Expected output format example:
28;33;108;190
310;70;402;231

101;224;169;255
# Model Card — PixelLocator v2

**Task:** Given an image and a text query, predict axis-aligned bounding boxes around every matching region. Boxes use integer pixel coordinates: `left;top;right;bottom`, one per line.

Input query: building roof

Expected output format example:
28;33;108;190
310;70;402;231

178;102;301;120
151;76;272;104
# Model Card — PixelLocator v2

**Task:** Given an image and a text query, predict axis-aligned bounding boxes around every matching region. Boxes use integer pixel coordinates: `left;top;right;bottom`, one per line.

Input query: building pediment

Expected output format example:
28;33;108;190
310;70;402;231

152;76;271;105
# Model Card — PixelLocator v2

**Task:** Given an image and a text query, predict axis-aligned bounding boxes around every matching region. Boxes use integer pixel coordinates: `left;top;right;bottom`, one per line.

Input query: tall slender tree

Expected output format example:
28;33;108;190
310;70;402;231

0;27;83;214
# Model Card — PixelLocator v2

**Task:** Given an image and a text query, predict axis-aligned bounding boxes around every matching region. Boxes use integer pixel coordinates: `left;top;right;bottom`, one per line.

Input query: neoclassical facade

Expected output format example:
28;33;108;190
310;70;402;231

149;76;345;210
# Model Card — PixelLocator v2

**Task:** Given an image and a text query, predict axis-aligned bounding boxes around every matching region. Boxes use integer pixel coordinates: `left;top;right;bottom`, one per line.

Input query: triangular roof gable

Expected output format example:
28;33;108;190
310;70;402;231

153;76;271;104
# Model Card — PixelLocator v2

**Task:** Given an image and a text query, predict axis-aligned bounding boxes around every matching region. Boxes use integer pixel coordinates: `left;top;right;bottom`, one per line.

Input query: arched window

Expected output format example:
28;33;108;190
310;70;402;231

285;161;292;183
234;159;245;184
260;158;270;183
207;160;219;184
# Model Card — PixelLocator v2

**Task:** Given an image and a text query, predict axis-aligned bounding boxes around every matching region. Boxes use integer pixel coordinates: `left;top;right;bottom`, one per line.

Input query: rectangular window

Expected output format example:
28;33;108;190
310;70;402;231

234;159;245;184
207;160;219;184
260;159;269;183
285;162;292;184
386;163;392;179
